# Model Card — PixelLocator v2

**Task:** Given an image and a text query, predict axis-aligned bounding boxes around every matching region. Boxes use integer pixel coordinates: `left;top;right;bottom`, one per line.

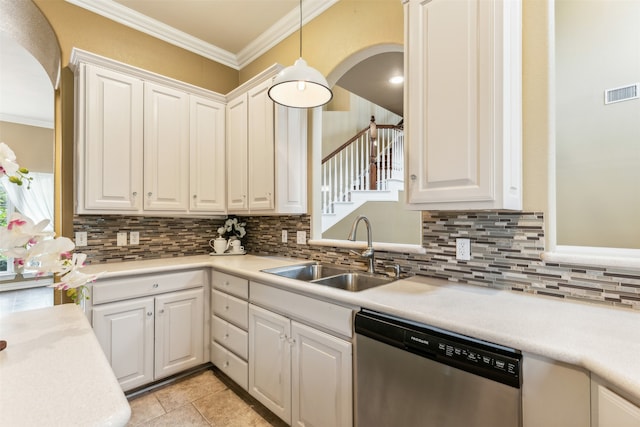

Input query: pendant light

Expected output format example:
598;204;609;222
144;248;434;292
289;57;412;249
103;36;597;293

268;0;333;108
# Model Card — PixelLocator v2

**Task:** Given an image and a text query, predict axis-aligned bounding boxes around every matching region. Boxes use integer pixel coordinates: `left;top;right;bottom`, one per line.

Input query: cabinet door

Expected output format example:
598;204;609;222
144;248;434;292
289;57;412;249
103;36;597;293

226;94;249;211
592;380;640;427
291;321;353;427
81;64;143;212
92;297;154;392
247;81;275;211
405;0;521;210
190;95;226;213
249;304;291;424
155;288;204;380
144;82;190;211
275;105;307;213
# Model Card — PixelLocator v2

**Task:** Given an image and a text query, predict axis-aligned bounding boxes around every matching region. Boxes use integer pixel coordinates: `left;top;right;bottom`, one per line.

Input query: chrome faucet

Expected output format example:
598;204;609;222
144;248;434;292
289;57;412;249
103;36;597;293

348;215;375;274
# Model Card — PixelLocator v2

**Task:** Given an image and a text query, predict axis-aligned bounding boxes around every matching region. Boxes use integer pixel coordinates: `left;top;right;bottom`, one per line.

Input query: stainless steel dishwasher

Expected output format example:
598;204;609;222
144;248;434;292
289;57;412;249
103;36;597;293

355;309;522;427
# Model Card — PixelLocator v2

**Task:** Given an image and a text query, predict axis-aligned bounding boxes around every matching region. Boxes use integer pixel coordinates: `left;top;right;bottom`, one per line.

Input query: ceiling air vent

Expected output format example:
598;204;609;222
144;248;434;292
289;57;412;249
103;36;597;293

604;83;639;105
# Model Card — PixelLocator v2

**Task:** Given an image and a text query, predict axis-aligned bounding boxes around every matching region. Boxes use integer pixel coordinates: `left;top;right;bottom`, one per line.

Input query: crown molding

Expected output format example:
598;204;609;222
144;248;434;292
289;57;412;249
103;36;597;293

236;0;339;69
65;0;339;71
0;113;54;129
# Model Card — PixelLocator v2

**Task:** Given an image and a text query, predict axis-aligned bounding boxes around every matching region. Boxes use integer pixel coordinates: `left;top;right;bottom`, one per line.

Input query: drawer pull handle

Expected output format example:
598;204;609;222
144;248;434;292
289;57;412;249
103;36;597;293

153;283;159;288
224;361;229;368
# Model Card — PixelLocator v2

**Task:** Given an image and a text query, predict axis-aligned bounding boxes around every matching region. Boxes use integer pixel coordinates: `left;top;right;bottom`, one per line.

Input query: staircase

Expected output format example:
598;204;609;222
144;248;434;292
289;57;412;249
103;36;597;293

321;122;404;232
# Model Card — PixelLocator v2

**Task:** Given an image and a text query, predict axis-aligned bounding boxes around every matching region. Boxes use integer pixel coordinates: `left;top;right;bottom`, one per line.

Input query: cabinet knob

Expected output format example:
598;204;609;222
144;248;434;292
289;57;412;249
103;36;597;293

225;305;229;310
132;191;138;197
224;281;229;286
224;333;229;339
159;309;164;314
148;192;152;197
410;174;417;181
147;312;153;317
153;283;159;288
193;194;197;199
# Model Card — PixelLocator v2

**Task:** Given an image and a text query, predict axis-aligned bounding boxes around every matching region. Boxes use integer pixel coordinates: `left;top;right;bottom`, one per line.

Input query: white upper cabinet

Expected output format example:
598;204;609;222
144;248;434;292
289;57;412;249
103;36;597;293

226;94;249;211
404;0;522;210
71;48;227;216
76;63;144;213
225;65;308;215
247;80;276;211
144;82;190;212
190;95;226;213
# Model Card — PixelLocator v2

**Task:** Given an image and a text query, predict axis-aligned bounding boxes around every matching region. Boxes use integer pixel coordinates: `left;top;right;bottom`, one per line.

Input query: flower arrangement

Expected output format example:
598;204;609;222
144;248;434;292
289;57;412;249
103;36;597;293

0;142;98;304
218;216;247;241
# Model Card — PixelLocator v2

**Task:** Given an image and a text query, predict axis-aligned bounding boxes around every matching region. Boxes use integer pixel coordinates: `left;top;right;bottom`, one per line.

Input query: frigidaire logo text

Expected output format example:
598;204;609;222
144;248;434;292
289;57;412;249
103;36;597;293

410;336;429;345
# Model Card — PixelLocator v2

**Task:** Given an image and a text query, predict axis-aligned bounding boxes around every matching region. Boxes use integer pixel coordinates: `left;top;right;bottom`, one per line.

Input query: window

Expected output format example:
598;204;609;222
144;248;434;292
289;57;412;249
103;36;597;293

0;184;15;275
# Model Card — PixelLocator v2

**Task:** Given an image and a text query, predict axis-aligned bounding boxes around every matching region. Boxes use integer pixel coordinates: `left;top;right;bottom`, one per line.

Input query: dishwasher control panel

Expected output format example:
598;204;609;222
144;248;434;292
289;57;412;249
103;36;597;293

355;309;522;388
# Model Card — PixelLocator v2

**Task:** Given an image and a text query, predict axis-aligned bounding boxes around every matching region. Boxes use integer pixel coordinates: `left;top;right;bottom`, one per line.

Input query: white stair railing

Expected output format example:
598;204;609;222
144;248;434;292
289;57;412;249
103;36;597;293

321;124;403;215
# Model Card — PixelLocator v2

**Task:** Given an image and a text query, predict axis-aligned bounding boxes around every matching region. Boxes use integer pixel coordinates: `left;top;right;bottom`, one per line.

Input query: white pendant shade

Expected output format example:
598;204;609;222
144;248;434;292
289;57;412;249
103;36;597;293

268;58;333;108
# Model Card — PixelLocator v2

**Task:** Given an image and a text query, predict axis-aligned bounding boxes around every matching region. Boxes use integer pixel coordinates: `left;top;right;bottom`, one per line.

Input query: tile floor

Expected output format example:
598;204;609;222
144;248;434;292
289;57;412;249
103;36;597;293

127;369;288;427
0;286;53;315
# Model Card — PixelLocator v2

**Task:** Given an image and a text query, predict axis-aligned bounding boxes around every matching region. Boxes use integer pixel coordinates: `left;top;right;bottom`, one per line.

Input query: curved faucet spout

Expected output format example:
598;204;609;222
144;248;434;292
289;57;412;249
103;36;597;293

348;215;375;273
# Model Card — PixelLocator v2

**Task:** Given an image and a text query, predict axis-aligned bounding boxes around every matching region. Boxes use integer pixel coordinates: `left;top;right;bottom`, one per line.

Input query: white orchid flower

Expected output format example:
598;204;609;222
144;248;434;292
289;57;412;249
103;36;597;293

0;142;20;177
51;253;100;290
27;237;76;274
0;214;54;258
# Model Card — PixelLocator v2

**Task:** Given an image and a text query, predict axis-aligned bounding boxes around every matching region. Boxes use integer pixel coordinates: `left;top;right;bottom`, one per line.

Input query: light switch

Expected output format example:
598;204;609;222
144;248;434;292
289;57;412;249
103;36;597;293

75;231;87;247
130;231;140;245
117;232;128;247
282;230;288;243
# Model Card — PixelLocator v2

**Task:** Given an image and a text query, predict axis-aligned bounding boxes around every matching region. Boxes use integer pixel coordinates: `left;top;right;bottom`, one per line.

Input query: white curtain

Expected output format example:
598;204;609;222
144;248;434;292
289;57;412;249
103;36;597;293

2;172;54;232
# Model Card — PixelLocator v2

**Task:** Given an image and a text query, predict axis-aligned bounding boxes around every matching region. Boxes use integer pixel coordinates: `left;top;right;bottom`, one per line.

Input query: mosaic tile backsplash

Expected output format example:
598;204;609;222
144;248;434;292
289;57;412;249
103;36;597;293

74;211;640;309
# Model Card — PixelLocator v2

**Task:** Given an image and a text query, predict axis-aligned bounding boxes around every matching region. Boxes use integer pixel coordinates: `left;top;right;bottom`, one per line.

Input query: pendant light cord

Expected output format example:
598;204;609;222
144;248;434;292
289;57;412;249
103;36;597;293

299;0;303;58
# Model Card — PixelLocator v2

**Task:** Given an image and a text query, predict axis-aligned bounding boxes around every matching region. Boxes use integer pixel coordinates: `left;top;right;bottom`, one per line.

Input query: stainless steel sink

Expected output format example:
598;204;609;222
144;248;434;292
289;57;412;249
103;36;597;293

261;263;396;292
311;272;394;292
262;263;349;281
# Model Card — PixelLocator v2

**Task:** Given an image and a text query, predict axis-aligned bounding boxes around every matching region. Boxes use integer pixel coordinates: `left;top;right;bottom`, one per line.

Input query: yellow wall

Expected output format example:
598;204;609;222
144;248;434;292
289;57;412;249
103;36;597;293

0;122;54;173
240;0;404;84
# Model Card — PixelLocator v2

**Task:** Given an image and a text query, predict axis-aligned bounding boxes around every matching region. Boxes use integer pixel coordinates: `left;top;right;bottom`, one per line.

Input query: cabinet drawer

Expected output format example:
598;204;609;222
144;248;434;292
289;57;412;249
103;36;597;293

212;315;248;359
250;281;353;338
212;289;248;329
211;341;248;390
212;271;248;299
93;270;205;304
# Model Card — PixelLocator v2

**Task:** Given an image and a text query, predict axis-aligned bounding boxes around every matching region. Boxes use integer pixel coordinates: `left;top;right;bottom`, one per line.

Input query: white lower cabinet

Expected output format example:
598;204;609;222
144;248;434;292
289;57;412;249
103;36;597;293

91;270;207;392
248;301;353;427
592;376;640;427
522;353;590;427
93;297;155;391
210;271;250;389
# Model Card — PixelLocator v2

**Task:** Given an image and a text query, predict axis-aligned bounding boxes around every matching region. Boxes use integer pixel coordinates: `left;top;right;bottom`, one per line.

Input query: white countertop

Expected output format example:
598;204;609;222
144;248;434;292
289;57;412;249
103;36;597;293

83;254;640;405
0;304;131;427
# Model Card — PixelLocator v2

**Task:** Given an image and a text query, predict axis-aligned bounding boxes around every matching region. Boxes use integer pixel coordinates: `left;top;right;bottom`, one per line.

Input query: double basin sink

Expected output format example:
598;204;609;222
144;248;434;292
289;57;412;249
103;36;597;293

261;262;396;292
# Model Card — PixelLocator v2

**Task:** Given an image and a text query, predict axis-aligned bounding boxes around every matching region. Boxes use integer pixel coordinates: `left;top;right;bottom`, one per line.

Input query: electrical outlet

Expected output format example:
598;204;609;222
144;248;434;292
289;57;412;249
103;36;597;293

117;232;128;247
75;231;87;247
282;230;288;243
130;231;140;245
296;231;306;245
456;238;471;261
